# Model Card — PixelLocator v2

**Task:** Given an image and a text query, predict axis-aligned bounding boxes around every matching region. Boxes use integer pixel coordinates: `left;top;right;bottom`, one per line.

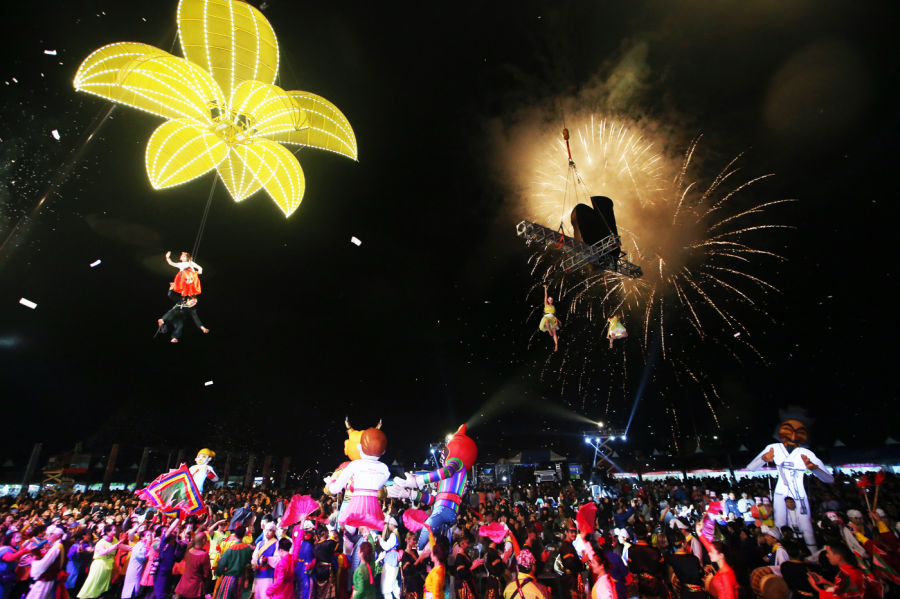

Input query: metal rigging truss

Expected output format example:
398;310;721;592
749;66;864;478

516;221;643;278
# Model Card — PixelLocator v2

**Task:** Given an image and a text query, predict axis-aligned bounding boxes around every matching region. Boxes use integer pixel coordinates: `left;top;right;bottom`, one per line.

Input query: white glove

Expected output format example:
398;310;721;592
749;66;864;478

387;486;412;500
393;473;422;489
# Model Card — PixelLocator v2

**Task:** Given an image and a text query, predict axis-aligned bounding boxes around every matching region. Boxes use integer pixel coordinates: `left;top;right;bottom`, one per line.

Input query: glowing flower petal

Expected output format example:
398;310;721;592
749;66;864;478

231;80;304;137
222;140;305;216
216;146;263;201
146;120;227;189
177;0;279;102
74;42;224;126
75;0;353;219
265;91;358;160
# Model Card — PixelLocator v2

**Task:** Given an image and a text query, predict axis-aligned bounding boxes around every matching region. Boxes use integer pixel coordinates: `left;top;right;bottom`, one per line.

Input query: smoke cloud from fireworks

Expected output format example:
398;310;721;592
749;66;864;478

485;45;795;432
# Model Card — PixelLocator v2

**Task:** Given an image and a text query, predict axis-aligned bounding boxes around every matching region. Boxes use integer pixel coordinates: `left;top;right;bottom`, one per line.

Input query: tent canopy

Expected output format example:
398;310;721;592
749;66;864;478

509;450;567;465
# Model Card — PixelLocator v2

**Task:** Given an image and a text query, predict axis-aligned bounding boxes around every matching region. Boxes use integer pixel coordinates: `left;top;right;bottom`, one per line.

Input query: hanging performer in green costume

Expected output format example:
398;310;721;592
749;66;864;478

539;285;563;352
606;314;627;348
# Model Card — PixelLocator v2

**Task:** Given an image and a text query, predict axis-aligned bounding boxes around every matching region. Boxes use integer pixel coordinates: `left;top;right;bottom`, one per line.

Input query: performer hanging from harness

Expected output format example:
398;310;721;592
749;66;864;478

158;284;209;343
539;285;562;352
166;251;203;296
606;314;627;349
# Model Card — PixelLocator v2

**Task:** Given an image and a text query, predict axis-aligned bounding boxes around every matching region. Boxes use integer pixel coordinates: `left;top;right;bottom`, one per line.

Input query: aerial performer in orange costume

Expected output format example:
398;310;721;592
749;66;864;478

326;424;389;531
166;251;203;296
389;424;478;549
746;407;833;552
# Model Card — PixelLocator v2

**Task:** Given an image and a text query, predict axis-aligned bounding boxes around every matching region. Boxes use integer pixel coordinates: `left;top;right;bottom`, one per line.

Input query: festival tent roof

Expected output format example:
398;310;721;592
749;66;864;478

508;450;567;464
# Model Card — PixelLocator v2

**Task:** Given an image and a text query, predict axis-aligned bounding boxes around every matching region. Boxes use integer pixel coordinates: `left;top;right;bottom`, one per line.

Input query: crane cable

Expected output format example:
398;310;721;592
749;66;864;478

191;174;218;263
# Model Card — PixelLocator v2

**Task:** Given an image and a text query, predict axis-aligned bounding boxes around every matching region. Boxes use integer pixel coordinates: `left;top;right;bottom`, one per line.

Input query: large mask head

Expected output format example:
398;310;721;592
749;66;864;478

360;427;387;458
344;418;382;461
445;424;478;469
196;448;215;466
774;407;814;450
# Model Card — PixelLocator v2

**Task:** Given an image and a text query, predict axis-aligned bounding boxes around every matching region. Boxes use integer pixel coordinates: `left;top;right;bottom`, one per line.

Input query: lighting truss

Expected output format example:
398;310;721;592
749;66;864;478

516;221;643;278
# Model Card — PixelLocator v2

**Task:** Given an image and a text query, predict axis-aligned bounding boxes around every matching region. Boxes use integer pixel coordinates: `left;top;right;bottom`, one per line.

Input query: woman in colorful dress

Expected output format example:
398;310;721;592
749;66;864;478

423;539;447;599
399;534;423;599
166;251;203;296
351;543;377;599
539;285;562;352
139;526;162;598
606;315;627;349
77;526;122;599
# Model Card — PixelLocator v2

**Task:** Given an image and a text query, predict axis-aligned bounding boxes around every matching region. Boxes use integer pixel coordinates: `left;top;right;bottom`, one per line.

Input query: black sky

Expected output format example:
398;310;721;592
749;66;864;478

0;1;898;475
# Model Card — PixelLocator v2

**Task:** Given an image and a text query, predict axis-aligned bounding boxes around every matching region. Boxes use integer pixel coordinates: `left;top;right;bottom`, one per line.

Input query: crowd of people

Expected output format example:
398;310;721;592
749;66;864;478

1;469;899;599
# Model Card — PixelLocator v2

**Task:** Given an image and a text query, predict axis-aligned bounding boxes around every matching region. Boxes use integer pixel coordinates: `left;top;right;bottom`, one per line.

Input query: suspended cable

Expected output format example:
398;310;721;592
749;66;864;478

191;174;218;263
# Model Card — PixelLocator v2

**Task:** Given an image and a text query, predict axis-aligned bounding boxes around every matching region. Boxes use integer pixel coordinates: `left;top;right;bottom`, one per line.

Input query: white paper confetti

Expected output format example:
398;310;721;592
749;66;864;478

44;50;57;55
19;298;37;309
90;260;101;267
734;332;740;337
205;381;213;386
351;236;362;246
51;130;60;140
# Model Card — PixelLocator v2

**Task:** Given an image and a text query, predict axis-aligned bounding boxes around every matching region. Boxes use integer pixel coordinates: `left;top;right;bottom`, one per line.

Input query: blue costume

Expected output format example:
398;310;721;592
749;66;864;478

388;425;478;551
0;545;16;599
295;534;316;599
606;551;630;599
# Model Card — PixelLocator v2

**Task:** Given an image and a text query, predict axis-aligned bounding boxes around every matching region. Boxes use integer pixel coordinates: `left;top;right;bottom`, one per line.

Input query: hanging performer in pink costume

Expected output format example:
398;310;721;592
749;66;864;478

326;426;389;530
389;424;478;550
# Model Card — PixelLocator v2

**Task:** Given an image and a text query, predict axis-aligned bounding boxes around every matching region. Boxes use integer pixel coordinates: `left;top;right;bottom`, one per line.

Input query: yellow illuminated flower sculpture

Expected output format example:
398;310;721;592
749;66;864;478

74;0;357;217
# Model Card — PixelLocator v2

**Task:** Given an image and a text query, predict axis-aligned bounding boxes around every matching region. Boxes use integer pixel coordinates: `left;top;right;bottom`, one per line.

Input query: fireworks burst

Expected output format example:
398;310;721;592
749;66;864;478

522;115;795;433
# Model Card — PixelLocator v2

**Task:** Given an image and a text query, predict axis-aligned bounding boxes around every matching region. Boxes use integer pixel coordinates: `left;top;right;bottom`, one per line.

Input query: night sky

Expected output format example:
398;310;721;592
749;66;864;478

1;1;897;476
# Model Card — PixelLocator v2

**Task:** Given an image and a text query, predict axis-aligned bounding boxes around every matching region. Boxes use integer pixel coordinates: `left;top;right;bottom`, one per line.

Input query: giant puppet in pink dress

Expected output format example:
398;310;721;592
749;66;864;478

389;424;478;549
326;426;389;531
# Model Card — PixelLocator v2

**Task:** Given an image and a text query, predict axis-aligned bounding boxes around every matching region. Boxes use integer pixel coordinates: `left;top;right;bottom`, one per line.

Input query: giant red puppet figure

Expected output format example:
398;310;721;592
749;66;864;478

389;424;477;549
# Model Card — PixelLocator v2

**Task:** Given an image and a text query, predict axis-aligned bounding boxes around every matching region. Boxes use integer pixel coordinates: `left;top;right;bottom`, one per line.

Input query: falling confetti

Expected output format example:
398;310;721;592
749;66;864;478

51;130;60;140
44;50;57;55
19;298;37;309
351;237;362;246
90;260;101;267
205;381;213;386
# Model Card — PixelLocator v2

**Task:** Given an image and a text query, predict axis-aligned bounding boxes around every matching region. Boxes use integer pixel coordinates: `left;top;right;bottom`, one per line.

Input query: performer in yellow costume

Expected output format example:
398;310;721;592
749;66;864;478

606;315;627;348
539;285;562;352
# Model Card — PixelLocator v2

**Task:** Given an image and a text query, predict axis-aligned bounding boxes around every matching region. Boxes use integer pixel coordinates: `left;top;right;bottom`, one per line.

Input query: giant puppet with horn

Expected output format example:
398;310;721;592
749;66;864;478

326;418;389;530
389;424;478;549
324;418;373;522
746;406;833;552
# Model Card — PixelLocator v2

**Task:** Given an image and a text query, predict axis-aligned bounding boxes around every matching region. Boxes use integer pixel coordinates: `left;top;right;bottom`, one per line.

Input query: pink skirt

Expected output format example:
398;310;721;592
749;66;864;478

338;490;385;530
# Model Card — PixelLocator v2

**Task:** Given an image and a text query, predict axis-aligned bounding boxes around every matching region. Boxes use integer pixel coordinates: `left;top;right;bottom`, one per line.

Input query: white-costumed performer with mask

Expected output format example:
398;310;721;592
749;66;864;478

746;407;833;552
26;526;67;599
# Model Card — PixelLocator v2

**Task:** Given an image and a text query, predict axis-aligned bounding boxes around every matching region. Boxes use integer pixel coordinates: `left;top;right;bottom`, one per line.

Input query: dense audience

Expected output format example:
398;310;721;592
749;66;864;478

1;470;898;599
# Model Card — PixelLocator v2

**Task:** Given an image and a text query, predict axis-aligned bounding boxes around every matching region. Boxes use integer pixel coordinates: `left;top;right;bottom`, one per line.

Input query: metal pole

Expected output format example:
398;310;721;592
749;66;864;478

21;443;42;495
102;444;119;492
279;457;291;489
244;455;255;488
176;449;185;467
135;447;151;489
